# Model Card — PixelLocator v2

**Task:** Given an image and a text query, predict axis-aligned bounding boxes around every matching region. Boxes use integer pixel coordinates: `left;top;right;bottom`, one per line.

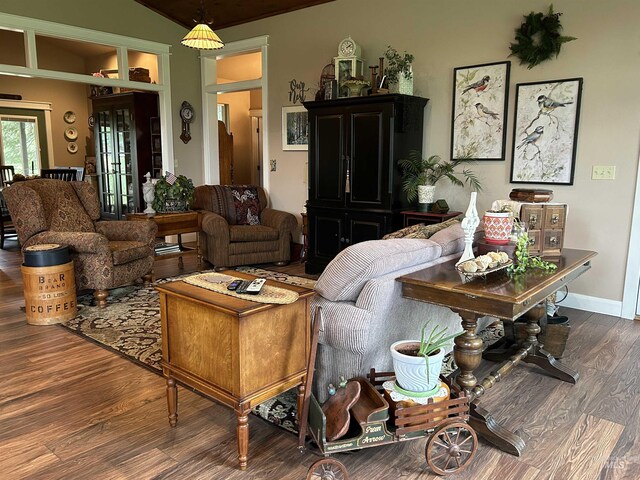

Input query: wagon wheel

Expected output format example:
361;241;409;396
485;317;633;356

306;458;349;480
425;421;477;475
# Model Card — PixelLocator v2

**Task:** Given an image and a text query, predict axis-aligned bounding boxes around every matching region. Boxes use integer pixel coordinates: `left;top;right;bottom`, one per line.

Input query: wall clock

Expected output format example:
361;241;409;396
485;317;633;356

179;101;194;144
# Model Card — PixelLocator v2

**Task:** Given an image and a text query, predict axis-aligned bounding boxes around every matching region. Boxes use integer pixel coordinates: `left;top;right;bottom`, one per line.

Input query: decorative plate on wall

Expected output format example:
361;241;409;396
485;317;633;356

63;111;76;124
64;127;78;141
67;142;78;154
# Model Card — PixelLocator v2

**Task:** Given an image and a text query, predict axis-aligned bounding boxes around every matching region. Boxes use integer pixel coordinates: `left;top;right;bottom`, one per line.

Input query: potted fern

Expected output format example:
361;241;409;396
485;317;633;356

398;150;483;212
390;321;460;396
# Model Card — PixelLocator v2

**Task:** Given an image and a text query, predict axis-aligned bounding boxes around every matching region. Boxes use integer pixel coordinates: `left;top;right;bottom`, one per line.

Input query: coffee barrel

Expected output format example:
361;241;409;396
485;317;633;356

21;244;77;325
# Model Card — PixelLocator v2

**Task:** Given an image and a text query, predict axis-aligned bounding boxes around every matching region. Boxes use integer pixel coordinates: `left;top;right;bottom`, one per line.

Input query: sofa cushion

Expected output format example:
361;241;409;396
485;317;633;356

108;241;152;265
429;222;467;256
229;225;278;242
382;215;463;240
315;238;442;302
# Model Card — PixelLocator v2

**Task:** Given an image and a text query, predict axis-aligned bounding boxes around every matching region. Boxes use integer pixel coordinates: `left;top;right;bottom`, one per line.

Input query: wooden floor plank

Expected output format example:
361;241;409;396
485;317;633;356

1;243;640;479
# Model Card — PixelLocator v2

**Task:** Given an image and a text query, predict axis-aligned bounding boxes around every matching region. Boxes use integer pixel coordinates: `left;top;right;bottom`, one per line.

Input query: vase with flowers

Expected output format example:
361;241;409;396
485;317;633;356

384;46;414;95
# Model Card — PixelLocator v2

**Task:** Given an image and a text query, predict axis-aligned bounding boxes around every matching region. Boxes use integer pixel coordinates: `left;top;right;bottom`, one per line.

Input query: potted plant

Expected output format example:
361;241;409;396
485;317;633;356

398;150;483;212
390;321;460;395
152;174;195;213
483;206;515;245
384;46;414;95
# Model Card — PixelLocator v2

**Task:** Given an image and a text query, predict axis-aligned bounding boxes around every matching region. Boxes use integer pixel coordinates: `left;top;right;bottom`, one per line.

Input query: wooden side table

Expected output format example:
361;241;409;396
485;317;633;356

127;211;201;268
156;271;314;470
400;210;462;227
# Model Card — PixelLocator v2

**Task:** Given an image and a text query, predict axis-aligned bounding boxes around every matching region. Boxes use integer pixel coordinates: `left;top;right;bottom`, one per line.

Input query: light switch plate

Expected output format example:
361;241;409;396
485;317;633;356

592;165;616;180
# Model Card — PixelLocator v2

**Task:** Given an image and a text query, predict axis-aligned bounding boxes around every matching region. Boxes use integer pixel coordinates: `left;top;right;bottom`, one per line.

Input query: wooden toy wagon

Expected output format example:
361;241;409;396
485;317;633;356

298;310;478;479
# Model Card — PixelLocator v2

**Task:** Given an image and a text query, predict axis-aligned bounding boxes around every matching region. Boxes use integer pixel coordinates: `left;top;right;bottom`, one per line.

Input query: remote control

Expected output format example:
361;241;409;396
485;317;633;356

245;278;266;294
227;279;242;291
235;280;252;294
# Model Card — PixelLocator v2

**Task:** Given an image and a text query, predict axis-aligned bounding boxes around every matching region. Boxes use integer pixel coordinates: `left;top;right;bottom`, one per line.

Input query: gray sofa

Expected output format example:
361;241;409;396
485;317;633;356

311;222;493;402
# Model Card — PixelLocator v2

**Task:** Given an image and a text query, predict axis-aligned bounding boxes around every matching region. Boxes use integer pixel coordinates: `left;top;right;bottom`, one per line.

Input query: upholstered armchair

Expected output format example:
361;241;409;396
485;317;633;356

3;179;157;307
193;185;296;269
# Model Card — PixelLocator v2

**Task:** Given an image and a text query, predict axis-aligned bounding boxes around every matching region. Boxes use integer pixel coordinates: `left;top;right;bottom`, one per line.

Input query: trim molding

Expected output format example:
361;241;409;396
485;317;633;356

559;292;624;318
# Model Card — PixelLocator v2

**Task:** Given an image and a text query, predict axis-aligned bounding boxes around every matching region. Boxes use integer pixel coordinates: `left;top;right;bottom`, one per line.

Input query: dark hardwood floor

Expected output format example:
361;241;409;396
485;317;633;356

1;240;638;479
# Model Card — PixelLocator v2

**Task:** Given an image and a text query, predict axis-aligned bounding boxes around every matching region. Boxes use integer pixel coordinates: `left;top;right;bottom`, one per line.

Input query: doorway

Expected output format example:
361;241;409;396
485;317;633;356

200;36;269;189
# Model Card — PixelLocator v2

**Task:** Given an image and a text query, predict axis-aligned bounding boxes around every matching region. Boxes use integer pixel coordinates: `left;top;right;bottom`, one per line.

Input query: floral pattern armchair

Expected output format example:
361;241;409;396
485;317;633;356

3;179;157;307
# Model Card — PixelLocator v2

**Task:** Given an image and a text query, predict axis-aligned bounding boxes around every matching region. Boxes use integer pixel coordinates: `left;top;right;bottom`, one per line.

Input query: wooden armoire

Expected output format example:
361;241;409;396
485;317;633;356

303;94;428;274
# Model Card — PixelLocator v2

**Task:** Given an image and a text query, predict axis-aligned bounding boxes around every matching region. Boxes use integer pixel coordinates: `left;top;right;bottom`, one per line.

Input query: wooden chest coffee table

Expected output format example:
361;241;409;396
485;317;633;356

156;271;314;470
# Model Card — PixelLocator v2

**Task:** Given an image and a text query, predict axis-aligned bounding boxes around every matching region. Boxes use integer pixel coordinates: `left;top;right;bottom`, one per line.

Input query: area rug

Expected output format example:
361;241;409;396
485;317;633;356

60;270;503;434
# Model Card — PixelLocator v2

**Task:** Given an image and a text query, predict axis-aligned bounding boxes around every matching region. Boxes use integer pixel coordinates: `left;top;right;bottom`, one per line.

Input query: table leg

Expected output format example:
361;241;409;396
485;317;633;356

453;311;484;394
236;405;250;470
297;380;306;425
470;403;525;456
166;377;178;427
520;305;579;383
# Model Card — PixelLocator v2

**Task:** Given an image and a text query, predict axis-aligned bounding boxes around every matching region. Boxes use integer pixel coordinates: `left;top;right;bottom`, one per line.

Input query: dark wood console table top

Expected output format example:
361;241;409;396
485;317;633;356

398;248;597;455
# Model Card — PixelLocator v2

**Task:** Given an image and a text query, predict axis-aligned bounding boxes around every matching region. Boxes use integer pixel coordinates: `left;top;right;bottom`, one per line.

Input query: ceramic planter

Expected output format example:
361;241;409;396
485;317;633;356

417;185;436;212
483;212;514;245
390;340;445;393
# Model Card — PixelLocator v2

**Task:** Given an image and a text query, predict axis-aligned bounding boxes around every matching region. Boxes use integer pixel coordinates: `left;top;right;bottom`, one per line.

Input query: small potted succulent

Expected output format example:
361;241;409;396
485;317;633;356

152;174;195;213
390;321;460;396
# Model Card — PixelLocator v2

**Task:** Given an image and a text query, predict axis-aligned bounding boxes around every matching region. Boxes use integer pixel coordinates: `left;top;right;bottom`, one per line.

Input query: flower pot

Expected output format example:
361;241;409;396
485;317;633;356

390;340;445;394
417;185;436;212
398;73;413;96
483;212;514;245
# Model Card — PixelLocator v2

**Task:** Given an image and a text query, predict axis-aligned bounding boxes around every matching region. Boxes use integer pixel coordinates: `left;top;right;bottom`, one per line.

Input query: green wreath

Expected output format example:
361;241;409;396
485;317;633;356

509;5;576;69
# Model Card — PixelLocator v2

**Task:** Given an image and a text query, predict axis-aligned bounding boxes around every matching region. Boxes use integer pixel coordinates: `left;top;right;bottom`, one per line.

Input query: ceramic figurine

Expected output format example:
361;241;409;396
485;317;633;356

456;192;479;266
327;383;336;396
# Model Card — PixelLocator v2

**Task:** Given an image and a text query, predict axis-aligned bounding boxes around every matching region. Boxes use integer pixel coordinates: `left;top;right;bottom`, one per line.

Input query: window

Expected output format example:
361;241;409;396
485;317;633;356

0;116;40;175
217;103;230;131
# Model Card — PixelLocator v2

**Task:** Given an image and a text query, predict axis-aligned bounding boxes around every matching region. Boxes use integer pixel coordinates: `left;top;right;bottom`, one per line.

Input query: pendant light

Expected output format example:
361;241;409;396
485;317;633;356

181;1;224;50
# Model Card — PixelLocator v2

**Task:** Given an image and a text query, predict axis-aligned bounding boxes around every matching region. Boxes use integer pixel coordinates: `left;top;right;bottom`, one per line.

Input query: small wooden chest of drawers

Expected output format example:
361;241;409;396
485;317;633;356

520;203;567;257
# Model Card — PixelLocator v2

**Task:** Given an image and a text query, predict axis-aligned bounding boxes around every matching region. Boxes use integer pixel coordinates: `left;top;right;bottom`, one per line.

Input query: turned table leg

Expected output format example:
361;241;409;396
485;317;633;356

297;380;306;425
166;377;178;427
236;405;250;470
521;304;579;383
453;311;484;394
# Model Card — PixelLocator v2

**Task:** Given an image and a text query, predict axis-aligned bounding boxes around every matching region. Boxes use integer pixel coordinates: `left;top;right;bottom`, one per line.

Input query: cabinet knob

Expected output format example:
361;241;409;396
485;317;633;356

549;236;558;246
340;237;345;242
551;214;559;224
344;238;350;244
529;214;537;228
528;236;536;246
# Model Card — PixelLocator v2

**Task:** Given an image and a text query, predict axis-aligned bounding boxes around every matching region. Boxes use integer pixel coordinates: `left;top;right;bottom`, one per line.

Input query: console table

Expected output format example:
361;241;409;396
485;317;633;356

398;248;596;455
156;271;314;470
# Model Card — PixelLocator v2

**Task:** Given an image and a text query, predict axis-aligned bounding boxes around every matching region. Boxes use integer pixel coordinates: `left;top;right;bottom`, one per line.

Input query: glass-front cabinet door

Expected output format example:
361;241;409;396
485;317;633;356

92;92;159;220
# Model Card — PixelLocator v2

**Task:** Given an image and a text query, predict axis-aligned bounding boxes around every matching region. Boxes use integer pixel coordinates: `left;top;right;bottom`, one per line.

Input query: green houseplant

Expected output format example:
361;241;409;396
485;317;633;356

152;174;195;213
384;45;414;94
390;321;460;395
398;150;482;211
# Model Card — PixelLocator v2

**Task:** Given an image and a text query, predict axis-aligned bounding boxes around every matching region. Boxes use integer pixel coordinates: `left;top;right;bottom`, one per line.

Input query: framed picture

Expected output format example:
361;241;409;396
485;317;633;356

451;61;510;161
282;105;309;151
510;78;583;185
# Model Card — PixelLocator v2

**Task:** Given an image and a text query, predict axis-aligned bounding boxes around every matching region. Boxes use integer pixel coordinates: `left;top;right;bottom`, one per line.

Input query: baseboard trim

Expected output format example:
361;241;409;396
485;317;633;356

558;292;624;318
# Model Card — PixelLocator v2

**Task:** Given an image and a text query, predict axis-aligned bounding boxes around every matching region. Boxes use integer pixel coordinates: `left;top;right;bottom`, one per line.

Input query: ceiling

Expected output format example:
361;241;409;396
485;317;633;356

134;0;335;30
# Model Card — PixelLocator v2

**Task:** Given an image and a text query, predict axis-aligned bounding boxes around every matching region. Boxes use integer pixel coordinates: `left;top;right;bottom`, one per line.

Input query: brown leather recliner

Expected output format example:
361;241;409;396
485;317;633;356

193;185;296;270
3;179;157;307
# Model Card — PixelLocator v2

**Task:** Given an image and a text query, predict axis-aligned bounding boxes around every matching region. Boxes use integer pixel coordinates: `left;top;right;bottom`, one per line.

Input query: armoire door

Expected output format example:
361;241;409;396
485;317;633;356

308;110;346;208
346;104;392;210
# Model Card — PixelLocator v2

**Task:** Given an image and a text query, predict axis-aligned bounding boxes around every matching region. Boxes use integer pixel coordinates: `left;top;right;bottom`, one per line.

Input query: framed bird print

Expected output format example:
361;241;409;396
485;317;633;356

510;78;583;185
451;61;510;161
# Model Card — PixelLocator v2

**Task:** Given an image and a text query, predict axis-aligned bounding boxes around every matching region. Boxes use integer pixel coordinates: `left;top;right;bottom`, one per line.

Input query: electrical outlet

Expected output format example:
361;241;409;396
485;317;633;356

270;159;277;172
592;165;616;180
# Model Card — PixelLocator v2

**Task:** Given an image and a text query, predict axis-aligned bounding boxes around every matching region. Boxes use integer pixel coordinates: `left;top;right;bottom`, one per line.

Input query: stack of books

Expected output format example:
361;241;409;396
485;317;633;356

154;242;181;255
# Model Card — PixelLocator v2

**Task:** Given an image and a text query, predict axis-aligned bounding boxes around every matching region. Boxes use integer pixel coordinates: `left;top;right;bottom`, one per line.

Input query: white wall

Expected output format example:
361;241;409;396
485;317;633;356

217;0;640;305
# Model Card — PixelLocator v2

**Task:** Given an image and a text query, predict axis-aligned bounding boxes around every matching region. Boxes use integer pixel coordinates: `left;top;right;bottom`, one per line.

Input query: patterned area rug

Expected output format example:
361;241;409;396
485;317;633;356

60;269;503;434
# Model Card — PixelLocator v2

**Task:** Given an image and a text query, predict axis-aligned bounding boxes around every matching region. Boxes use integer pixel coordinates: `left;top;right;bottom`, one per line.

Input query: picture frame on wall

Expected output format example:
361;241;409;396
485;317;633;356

451;61;510;161
282;105;309;151
510;78;583;185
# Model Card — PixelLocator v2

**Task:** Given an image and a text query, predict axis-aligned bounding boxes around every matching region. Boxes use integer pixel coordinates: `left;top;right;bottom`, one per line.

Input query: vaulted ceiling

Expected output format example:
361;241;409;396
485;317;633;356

134;0;335;30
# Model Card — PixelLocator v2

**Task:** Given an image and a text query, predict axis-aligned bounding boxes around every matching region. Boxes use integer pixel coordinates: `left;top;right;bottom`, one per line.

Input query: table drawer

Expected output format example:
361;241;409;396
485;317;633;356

521;205;544;230
527;229;542;254
542;229;564;256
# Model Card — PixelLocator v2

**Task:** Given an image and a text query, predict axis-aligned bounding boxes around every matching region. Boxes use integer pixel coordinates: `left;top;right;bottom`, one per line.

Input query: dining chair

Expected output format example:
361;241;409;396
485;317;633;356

0;165;14;187
40;168;79;181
